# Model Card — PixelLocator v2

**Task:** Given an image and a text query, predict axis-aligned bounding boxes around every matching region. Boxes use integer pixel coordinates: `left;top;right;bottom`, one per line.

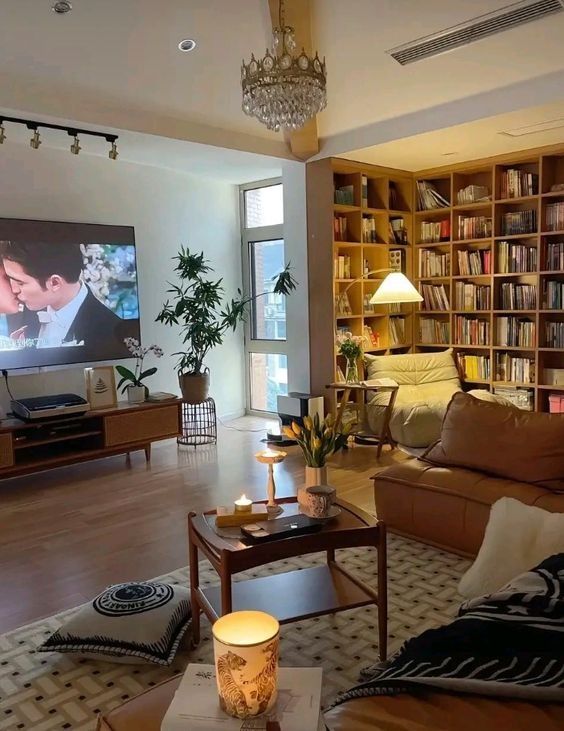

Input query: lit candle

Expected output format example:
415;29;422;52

234;493;252;513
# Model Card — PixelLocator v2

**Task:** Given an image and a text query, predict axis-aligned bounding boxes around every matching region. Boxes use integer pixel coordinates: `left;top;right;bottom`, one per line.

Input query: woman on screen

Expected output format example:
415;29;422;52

0;261;22;349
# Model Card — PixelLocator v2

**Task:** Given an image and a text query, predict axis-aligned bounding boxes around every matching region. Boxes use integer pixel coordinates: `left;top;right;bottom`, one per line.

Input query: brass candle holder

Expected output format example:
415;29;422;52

255;449;287;516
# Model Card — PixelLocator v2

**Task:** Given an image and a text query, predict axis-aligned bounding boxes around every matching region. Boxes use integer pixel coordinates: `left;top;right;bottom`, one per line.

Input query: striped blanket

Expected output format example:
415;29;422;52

333;553;564;706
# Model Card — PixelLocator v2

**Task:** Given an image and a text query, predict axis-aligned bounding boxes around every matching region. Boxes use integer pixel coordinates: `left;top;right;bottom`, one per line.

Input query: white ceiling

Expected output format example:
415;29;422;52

1;0;564;166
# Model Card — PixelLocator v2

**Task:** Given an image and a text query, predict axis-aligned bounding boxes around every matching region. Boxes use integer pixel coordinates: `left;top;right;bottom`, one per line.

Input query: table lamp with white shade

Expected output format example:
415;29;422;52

343;269;423;304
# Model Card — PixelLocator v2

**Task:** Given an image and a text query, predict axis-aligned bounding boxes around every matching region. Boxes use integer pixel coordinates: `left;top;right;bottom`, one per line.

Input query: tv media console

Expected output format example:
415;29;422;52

0;400;182;479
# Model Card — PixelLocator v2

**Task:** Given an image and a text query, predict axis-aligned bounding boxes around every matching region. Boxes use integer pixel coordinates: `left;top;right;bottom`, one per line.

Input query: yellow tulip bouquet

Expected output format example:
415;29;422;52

283;413;350;468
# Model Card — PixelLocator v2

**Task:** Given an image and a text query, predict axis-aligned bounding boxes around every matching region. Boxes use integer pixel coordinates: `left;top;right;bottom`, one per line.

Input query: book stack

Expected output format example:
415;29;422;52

456;352;490;380
456;185;490;204
495;353;535;383
457;249;491;275
416;180;450;210
501;209;536;236
545;321;564;348
543;280;564;309
499;169;538;199
363;325;381;349
420;219;450;243
389;316;405;346
499;282;537;310
362;215;377;243
546;242;564;271
497;241;537;273
334;216;348;241
493;386;534;411
334;185;354;205
389;217;407;244
419;249;450;277
420;283;450;311
333;254;351;279
454;315;490;345
546;202;564;231
455;282;491;310
457;216;492;240
389;248;405;273
419;318;449;344
335;292;353;316
361;175;368;207
496;316;535;347
363;293;376;313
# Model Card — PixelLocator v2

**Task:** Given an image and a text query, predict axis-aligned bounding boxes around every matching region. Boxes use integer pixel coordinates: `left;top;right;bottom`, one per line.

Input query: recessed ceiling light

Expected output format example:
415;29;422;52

178;39;197;52
52;1;72;13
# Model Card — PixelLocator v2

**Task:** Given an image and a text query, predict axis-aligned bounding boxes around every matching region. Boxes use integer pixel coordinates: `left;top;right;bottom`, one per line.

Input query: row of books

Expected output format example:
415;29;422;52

501;209;537;236
420;219;450;243
545;201;564;232
420;283;450;311
495;354;535;384
334;215;348;241
363;324;381;349
543;280;564;309
545;321;564;348
389;217;408;244
546;242;564;271
456;352;490;380
499;169;538;199
419;318;450;344
389;316;406;346
455;282;491;311
333;254;351;279
454;315;490;345
362;215;379;243
457;248;491;275
457;184;490;205
335;184;354;205
497;316;535;347
334;291;353;315
416;180;450;211
493;386;533;411
457;215;492;240
499;282;537;310
497;241;537;273
419;249;450;277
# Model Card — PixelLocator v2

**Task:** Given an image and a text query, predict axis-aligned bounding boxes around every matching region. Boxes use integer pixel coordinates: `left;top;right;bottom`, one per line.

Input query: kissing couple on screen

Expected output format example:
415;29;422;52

0;240;132;355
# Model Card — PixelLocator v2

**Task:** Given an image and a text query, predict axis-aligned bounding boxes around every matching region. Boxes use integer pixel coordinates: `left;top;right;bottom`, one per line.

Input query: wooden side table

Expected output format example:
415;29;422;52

326;382;398;459
188;498;388;661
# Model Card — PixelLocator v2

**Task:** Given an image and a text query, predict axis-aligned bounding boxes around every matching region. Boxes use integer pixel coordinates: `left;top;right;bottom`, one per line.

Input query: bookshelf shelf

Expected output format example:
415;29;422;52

452;238;493;245
541;230;564;236
494;233;538;240
453;202;492;211
495;195;538;204
334;204;360;213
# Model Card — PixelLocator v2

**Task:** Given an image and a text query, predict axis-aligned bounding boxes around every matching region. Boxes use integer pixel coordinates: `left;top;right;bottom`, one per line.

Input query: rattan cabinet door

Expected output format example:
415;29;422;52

0;433;13;468
104;406;180;447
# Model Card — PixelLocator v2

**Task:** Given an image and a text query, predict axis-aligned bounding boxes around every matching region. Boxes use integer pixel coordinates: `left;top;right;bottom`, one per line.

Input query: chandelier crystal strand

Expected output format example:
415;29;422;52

241;0;327;132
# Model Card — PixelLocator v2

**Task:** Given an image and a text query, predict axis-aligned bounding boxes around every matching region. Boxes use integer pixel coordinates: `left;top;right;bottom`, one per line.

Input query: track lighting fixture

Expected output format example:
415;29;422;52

0;115;119;161
30;129;41;150
70;134;81;155
52;1;72;13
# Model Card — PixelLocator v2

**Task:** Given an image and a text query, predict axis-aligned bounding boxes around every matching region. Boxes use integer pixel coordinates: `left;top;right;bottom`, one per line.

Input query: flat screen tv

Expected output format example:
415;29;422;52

0;218;140;370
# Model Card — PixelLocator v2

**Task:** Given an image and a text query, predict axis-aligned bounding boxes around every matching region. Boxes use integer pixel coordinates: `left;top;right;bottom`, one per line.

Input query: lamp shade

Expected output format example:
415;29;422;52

212;610;279;718
369;272;423;305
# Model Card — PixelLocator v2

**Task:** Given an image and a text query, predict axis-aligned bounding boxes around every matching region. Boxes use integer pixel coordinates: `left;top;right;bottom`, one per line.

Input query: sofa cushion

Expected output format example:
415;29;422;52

364;348;460;386
423;392;564;491
459;497;564;598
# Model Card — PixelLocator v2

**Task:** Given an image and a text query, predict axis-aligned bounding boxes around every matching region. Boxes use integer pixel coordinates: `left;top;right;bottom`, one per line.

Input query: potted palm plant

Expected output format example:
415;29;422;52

156;247;296;404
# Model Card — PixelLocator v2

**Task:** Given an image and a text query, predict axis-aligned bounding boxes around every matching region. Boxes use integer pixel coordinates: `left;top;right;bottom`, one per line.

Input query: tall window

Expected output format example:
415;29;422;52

240;180;288;413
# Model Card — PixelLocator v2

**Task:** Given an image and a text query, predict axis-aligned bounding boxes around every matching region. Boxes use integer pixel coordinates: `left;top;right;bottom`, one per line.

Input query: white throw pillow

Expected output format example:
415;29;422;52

459;497;564;599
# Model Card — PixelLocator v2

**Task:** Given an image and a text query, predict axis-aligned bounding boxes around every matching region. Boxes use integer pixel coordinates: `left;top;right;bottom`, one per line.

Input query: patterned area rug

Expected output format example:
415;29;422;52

1;535;470;730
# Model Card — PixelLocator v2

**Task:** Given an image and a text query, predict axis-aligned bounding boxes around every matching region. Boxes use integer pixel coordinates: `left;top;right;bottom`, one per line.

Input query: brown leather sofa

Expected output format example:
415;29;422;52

97;674;564;731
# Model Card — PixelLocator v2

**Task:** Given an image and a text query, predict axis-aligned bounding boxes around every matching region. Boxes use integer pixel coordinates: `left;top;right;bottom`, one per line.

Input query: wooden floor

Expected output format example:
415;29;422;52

0;417;406;633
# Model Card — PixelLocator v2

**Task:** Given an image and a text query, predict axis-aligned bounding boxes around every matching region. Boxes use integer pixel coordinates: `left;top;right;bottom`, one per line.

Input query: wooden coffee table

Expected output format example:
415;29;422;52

188;498;388;660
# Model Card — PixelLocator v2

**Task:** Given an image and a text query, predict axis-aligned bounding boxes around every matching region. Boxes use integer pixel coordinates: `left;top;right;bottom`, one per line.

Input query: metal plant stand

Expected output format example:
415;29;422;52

178;398;217;447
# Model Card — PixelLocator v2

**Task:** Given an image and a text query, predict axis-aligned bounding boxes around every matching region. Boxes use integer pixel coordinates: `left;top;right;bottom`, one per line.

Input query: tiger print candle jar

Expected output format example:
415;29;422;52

212;610;280;719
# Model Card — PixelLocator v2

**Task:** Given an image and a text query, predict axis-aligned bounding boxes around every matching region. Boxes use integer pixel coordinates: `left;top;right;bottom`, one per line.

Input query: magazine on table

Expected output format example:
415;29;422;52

161;664;324;731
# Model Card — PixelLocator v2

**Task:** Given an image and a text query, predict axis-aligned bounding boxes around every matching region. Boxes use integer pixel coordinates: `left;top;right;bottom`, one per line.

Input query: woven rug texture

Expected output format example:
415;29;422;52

0;534;470;730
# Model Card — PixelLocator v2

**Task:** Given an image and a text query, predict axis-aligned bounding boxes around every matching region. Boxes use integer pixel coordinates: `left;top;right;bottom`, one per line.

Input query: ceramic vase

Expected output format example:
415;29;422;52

127;385;146;404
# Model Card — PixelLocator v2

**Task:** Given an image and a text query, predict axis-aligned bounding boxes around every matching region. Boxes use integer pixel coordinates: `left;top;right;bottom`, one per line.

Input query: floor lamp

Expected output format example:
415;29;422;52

342;269;422;305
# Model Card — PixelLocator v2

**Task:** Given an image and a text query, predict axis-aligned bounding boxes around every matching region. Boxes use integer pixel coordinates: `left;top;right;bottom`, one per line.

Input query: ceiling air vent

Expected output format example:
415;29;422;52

387;0;564;65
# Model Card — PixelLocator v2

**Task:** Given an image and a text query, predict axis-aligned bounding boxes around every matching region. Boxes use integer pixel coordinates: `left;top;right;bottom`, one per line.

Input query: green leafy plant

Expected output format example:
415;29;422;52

283;414;350;467
156;247;297;375
115;338;164;393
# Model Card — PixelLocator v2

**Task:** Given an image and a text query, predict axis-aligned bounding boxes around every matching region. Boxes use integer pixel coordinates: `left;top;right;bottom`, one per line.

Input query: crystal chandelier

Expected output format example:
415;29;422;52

241;0;327;132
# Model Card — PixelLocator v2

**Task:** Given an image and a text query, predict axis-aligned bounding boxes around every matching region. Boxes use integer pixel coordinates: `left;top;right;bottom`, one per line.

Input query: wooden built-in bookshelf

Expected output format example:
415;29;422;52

307;144;564;413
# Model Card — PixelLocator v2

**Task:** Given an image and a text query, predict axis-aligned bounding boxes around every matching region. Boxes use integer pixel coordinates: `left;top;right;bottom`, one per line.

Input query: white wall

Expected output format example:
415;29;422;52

0;144;245;418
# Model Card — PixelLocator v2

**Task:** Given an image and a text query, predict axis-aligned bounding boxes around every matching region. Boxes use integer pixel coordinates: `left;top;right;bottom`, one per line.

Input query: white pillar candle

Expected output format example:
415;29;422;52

212;610;280;719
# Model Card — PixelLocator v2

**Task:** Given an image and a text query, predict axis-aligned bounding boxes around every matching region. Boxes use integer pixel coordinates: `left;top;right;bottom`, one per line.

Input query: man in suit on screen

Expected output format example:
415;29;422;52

0;241;131;355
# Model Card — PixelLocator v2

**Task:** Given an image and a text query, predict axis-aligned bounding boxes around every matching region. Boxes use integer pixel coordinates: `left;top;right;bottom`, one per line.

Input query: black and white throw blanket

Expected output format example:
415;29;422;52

333;553;564;707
